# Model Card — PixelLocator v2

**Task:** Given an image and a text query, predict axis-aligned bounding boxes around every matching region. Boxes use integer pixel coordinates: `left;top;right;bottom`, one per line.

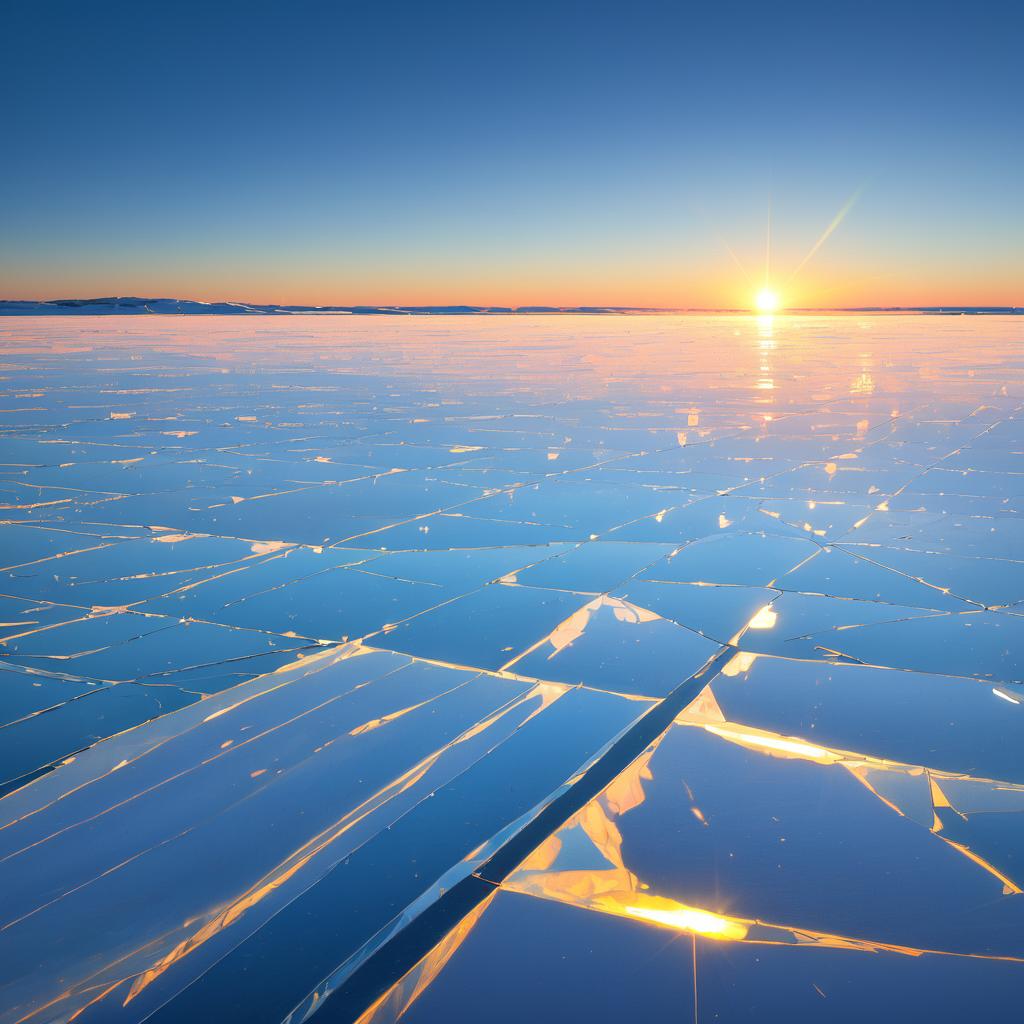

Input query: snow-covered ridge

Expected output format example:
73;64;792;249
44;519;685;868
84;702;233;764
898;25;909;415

0;297;659;316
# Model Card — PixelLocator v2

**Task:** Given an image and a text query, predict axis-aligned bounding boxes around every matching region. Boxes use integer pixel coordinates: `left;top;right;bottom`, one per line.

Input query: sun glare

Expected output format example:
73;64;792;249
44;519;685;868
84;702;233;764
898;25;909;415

755;288;780;312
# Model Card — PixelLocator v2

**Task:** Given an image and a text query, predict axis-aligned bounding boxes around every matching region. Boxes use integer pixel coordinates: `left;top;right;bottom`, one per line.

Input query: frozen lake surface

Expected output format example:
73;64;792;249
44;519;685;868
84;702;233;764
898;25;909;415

1;314;1023;1022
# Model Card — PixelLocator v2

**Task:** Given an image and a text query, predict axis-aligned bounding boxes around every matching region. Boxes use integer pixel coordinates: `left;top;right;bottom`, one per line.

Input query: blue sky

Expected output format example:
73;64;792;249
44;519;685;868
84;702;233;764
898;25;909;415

3;0;1021;306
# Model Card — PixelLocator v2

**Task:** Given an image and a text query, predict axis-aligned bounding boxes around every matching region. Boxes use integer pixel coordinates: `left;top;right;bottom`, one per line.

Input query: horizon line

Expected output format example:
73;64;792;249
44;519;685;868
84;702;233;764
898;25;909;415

1;296;1022;317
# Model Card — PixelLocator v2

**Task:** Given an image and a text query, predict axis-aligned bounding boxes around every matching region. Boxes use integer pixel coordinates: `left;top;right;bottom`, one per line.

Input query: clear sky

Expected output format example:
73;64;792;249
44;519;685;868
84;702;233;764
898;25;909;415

2;0;1021;308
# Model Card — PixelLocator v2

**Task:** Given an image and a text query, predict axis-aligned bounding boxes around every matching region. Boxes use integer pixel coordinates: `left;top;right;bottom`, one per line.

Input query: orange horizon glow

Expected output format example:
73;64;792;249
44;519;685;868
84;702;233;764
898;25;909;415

5;246;1022;311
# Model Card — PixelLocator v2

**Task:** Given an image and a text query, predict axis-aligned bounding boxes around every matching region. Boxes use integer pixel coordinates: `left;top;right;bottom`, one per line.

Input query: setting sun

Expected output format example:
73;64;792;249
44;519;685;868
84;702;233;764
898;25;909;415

755;288;780;312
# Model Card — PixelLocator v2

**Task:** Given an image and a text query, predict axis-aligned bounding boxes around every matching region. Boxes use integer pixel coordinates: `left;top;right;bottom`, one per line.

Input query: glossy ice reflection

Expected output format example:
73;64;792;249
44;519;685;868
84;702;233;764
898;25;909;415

1;314;1023;1022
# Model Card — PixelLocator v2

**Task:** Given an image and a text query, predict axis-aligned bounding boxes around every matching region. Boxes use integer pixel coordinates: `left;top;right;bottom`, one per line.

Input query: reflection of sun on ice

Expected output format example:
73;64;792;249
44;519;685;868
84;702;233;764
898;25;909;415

626;904;749;941
755;288;780;312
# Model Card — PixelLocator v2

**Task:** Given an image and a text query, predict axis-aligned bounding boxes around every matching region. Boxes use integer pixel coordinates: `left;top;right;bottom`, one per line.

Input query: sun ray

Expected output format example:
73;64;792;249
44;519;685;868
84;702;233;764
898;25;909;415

786;186;864;285
721;239;753;285
690;202;754;286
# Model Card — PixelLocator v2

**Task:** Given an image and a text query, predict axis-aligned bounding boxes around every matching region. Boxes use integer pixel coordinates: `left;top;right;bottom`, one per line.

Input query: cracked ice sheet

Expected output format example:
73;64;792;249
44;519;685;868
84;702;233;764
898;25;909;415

0;610;316;686
508;594;723;698
374;582;595;671
0;644;652;1024
687;653;1024;784
0;665;100;727
804;608;1024;683
173;546;576;644
0;680;200;795
496;712;1024;961
2;314;1024;1020
351;893;1024;1024
638;530;822;587
606;493;873;544
827;542;1024;609
838;509;1024;560
0;532;296;607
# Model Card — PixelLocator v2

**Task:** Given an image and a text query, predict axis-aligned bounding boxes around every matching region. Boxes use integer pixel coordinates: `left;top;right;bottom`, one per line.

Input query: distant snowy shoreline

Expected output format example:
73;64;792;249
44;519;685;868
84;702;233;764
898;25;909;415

1;298;1021;316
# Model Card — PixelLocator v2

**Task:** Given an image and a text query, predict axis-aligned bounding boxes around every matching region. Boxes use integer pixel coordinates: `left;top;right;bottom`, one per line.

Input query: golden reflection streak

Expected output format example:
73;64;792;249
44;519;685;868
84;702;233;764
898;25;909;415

942;840;1021;897
372;751;1024;1024
504;744;1024;963
9;679;563;1023
503;689;1024;967
674;691;1024;894
503;595;662;670
704;723;836;764
0;645;371;859
625;904;749;941
64;980;125;1024
121;682;564;1006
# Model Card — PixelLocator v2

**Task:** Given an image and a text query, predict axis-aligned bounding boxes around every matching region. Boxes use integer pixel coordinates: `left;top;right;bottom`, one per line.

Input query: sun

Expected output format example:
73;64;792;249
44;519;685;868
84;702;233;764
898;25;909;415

755;288;780;312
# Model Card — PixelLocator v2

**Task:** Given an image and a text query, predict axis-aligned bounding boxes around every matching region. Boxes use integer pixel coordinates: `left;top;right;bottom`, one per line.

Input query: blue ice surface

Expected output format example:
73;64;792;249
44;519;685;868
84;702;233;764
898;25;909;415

0;313;1023;1022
